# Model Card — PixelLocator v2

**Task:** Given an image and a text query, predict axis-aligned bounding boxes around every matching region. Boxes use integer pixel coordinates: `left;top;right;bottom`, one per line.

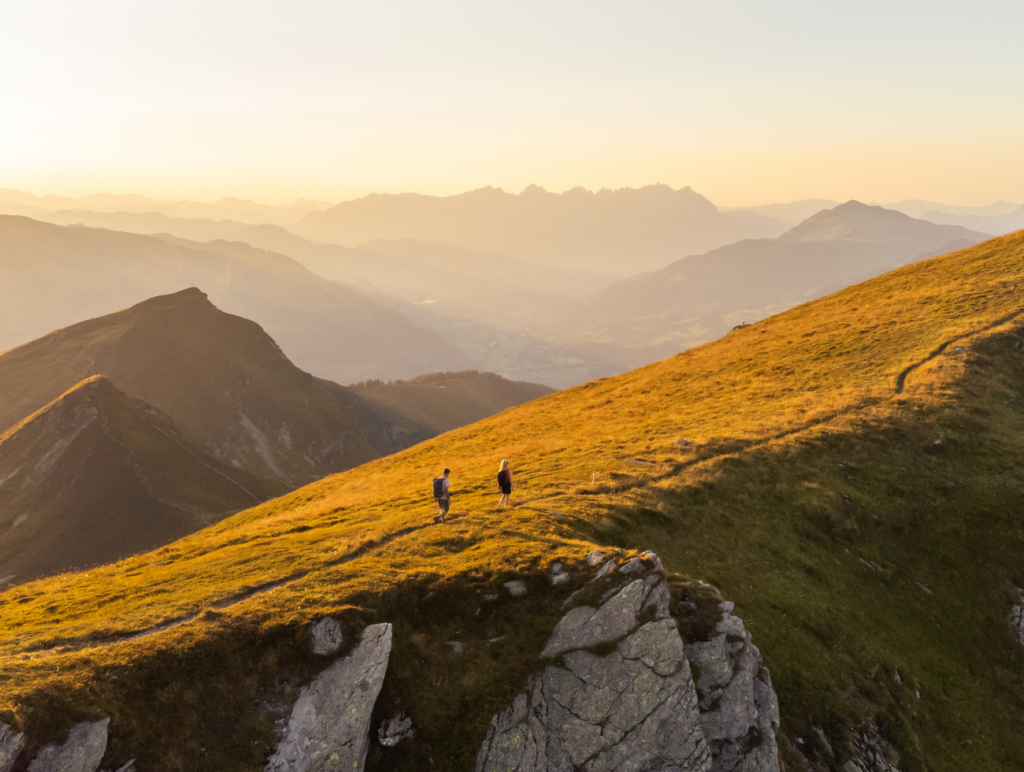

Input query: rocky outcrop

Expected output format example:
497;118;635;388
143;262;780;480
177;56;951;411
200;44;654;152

26;719;108;772
842;722;901;772
1011;589;1024;647
476;554;781;772
1;722;25;772
310;616;343;656
266;623;392;772
687;603;780;771
378;714;415;747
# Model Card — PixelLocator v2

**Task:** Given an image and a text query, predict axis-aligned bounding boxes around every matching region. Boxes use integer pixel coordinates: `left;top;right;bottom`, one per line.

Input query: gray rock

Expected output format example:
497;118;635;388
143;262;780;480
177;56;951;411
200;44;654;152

477;620;711;772
640;551;665;571
592;560;617;581
28;719;109;772
618;557;643;574
686;612;780;772
641;576;672;620
540;579;649;658
378;714;415;747
505;580;527;597
719;601;735;614
310;616;343;656
585;550;605;566
113;761;137;772
266;623;392;772
447;641;465;654
0;723;25;772
552;571;570;586
1011;590;1024;646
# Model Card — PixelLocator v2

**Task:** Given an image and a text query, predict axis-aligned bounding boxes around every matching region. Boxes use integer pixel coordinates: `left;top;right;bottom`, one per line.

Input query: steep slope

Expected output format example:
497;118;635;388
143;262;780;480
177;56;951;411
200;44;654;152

291;184;786;275
561;201;990;355
0;376;287;585
350;371;554;445
0;288;386;484
4;232;1024;770
0;215;470;383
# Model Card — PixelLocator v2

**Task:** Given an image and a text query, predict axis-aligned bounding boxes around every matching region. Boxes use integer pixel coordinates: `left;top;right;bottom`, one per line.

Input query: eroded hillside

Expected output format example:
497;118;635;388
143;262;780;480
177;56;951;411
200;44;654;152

3;231;1024;771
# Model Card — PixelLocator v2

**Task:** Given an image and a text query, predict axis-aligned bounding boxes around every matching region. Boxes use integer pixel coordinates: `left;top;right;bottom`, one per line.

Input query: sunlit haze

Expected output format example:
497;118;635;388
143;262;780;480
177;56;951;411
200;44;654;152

3;0;1023;206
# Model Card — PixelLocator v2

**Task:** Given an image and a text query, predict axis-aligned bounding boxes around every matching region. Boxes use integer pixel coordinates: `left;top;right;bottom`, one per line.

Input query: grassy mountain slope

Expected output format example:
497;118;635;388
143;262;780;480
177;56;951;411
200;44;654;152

0;376;287;585
292;184;786;275
0;288;384;484
3;232;1024;770
560;201;991;353
350;371;554;445
0;216;470;383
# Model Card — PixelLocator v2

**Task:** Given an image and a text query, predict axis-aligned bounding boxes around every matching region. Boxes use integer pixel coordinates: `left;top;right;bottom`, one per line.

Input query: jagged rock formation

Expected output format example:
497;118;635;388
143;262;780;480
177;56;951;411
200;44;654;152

476;555;781;772
266;623;392;772
0;722;25;772
26;718;108;772
687;603;780;771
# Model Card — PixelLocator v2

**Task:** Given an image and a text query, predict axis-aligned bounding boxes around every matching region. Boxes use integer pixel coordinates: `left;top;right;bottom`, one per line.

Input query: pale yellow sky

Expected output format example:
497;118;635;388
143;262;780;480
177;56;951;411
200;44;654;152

3;1;1023;208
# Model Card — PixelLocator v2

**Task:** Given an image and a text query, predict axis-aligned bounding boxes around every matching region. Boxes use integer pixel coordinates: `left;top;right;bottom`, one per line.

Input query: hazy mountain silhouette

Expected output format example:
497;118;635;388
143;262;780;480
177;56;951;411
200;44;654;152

291;184;787;275
30;209;250;241
883;198;1019;220
0;375;288;585
0;216;471;383
916;204;1024;237
0;188;331;225
722;199;840;226
556;201;990;355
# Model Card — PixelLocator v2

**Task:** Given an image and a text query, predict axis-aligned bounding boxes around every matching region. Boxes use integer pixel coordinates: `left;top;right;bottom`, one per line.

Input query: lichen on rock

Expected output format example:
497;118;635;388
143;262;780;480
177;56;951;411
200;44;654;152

478;552;782;772
265;623;392;772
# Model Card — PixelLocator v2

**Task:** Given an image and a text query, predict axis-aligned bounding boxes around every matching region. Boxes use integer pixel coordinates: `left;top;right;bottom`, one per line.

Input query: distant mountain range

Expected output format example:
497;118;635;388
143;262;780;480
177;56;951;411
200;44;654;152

0;188;331;225
290;184;788;274
547;201;991;357
0;216;470;384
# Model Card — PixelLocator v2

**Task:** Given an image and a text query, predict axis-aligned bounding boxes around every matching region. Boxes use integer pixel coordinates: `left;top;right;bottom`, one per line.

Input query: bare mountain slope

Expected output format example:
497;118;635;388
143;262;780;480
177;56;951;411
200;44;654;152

0;289;386;484
0;376;287;585
559;201;991;355
291;184;787;275
0;216;470;383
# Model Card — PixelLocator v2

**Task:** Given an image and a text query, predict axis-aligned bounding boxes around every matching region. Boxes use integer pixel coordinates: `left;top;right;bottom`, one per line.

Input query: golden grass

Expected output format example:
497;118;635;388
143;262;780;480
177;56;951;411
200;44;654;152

3;231;1024;770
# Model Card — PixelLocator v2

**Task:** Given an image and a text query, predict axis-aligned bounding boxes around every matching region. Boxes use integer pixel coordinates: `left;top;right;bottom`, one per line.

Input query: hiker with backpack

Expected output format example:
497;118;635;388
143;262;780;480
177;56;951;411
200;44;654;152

432;468;451;523
497;459;513;508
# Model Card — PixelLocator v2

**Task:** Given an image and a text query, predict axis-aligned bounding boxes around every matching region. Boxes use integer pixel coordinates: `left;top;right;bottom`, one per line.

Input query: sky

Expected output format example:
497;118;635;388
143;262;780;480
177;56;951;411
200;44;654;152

2;1;1023;207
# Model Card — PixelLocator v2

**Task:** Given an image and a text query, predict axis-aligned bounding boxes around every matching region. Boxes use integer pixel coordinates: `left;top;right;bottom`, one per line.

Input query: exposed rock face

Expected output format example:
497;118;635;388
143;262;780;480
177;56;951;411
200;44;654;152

266;623;392;772
0;722;25;772
310;616;343;656
687;603;780;771
843;722;901;772
477;554;781;772
26;719;109;772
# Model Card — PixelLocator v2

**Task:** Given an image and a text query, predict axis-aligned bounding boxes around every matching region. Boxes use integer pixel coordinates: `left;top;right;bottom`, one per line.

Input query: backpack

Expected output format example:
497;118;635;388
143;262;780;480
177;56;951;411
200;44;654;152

432;477;446;498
